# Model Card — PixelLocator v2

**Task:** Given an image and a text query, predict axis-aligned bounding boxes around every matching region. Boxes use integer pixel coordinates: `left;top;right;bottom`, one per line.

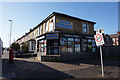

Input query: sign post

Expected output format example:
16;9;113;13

94;33;105;77
100;45;104;77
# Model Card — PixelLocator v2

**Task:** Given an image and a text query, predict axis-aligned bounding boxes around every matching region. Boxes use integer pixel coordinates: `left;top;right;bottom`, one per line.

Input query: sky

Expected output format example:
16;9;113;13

1;2;118;47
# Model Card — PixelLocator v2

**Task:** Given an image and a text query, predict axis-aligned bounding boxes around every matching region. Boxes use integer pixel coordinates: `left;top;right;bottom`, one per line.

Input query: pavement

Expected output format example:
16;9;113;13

1;50;120;79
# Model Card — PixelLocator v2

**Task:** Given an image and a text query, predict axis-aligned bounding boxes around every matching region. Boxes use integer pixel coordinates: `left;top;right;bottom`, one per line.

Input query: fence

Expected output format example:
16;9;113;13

60;52;97;62
102;46;120;59
40;46;98;62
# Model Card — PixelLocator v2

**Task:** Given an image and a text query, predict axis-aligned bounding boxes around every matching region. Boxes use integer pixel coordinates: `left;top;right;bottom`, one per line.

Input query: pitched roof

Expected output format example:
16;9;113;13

16;12;96;41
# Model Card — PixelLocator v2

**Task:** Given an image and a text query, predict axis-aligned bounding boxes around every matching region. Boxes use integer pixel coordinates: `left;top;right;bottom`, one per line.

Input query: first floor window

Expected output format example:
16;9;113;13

31;41;34;50
82;23;88;33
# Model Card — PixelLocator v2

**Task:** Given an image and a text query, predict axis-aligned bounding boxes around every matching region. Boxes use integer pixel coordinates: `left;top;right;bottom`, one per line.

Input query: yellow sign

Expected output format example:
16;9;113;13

56;19;73;29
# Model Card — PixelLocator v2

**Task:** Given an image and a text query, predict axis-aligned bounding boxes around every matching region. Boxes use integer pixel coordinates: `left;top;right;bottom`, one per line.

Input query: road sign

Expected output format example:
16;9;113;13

94;33;105;77
94;33;104;46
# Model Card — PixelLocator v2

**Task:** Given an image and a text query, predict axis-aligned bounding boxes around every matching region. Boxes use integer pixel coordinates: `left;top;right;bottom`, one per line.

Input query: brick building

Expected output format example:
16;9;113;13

109;32;120;46
16;12;97;61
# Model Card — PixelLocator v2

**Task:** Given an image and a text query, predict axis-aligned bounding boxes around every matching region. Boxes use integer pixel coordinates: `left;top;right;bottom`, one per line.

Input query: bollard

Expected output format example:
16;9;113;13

9;49;14;63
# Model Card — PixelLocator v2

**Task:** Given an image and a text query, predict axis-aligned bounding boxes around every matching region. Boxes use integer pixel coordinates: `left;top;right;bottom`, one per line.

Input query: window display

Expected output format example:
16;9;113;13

75;44;80;52
61;46;67;52
75;38;80;52
39;40;46;55
92;40;96;47
83;38;96;52
68;38;74;41
54;48;59;55
60;38;67;46
68;42;74;52
54;41;58;46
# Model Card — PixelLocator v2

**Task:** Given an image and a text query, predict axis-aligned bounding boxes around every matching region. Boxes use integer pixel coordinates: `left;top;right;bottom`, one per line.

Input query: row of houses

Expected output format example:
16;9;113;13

16;12;97;56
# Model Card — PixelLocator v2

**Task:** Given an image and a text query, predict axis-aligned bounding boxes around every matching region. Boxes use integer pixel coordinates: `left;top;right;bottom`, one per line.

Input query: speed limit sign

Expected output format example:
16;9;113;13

94;33;104;46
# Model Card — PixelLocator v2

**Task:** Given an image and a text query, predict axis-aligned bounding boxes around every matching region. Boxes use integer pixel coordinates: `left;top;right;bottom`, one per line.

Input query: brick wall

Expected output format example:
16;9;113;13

60;52;97;62
55;15;95;35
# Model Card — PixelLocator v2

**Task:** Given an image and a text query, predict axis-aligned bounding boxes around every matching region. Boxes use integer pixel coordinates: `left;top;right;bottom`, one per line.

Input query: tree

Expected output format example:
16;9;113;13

10;42;20;51
21;41;29;52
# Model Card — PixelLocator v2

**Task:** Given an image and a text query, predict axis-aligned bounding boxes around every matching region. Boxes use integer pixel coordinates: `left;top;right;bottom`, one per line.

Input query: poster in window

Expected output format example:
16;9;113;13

88;45;92;49
61;46;67;52
75;38;80;44
44;40;46;46
54;41;58;46
75;44;80;52
68;42;74;52
54;48;59;55
60;38;67;46
68;47;73;52
68;42;74;48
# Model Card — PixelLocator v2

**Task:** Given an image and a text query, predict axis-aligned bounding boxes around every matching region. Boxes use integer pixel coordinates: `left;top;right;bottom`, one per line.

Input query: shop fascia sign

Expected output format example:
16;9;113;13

61;34;82;38
46;33;59;39
56;19;73;29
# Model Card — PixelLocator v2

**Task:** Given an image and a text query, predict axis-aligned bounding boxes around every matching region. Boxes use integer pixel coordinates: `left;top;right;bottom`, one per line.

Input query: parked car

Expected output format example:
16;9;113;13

14;51;23;58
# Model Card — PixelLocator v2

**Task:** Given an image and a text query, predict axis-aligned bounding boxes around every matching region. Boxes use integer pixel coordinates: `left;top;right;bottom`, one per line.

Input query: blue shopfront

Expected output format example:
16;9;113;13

36;32;96;56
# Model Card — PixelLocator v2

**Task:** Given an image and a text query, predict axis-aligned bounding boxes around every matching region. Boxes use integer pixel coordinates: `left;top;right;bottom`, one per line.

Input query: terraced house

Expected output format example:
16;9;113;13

16;12;97;61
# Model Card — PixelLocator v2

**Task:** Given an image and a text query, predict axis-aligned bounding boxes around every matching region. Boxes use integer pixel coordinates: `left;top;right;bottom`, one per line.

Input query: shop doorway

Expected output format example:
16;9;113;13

47;39;59;55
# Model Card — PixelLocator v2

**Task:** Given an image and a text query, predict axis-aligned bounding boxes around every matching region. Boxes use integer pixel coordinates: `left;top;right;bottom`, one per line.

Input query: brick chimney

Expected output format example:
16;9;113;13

117;32;120;35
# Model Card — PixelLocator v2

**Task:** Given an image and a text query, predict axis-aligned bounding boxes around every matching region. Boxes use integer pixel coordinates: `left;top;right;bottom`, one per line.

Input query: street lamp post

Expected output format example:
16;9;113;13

9;20;12;49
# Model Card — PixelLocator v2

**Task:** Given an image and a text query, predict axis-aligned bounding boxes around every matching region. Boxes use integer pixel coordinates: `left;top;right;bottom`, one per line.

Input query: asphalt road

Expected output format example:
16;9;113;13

1;50;120;79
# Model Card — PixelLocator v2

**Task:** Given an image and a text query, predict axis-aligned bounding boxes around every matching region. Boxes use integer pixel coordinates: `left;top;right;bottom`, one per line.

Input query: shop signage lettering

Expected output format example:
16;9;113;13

46;34;59;39
56;19;73;29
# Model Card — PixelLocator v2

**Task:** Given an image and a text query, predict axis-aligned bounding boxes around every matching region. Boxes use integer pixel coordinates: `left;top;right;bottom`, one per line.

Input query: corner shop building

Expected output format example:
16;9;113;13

35;12;96;61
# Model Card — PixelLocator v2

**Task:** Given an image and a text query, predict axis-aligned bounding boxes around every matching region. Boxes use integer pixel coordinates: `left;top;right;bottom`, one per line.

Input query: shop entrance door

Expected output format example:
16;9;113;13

47;39;59;55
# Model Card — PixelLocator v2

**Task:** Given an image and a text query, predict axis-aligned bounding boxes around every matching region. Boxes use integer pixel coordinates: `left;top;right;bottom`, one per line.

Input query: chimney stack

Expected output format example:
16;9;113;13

117;32;120;35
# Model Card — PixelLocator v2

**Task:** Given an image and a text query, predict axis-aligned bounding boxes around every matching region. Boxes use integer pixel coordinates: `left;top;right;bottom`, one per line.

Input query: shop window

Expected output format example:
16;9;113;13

88;39;92;51
92;39;96;52
54;41;58;47
60;38;67;46
75;38;80;52
60;37;68;52
83;38;96;52
68;38;74;41
92;40;96;47
68;38;74;53
39;40;46;55
68;42;74;53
